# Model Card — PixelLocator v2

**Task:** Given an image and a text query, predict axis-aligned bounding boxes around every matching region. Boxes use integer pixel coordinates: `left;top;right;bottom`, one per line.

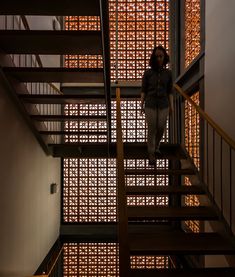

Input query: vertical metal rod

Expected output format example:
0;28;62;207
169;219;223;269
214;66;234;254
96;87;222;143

212;128;215;200
229;147;232;229
220;136;223;214
206;122;209;187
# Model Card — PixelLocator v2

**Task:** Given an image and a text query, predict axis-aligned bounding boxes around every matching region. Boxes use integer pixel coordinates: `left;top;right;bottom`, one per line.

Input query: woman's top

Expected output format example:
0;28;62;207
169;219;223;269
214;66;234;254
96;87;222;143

141;67;173;109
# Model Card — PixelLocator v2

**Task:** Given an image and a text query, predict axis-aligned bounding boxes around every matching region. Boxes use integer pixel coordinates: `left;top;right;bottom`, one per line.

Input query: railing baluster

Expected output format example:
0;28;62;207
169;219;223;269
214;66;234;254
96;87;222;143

229;147;232;229
174;84;235;233
206;122;209;188
212;124;215;200
220;136;223;214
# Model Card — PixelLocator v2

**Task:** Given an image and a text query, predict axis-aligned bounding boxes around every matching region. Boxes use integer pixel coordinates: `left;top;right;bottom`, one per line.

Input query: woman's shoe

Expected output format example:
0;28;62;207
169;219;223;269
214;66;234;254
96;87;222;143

155;148;161;156
148;153;156;166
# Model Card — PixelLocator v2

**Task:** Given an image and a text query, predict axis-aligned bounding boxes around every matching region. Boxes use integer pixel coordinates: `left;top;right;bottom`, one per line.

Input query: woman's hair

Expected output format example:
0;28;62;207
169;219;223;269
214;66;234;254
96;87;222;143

149;45;170;70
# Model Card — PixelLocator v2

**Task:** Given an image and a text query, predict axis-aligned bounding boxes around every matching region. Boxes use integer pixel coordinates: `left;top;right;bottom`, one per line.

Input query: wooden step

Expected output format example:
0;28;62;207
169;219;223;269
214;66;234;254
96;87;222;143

3;67;103;83
126;185;205;195
125;169;196;175
39;131;107;136
0;30;102;55
127;206;218;221
123;142;187;160
30;115;107;122
49;143;187;159
130;268;235;277
0;0;100;15
19;94;105;104
129;232;235;255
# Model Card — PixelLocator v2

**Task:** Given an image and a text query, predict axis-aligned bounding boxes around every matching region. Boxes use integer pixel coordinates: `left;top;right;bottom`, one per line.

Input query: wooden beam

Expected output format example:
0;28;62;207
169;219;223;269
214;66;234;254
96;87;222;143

127;206;218;221
126;185;206;195
0;0;100;15
3;67;104;83
0;30;102;55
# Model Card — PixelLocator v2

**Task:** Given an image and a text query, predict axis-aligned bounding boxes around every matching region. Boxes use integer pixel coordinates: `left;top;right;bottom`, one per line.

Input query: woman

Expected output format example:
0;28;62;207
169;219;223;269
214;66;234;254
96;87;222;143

141;45;173;165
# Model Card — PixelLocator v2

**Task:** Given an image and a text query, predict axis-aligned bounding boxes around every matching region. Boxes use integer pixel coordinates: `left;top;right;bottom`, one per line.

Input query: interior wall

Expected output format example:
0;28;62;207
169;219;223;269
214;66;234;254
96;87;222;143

26;15;61;89
205;0;235;140
204;0;235;266
0;52;61;277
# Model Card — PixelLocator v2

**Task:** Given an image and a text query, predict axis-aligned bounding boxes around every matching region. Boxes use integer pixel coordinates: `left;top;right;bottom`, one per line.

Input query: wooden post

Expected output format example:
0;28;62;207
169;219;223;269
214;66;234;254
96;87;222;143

116;87;130;276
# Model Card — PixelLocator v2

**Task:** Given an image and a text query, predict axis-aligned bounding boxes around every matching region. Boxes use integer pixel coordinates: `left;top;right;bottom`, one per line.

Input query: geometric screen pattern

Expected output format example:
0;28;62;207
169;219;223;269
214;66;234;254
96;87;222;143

185;0;201;68
109;0;169;80
64;100;169;144
184;92;200;233
65;0;169;80
63;243;169;276
63;158;169;223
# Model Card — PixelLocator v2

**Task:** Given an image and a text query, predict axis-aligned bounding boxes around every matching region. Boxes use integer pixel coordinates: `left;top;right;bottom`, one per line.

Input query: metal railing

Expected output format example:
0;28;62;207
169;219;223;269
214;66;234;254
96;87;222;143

173;83;235;233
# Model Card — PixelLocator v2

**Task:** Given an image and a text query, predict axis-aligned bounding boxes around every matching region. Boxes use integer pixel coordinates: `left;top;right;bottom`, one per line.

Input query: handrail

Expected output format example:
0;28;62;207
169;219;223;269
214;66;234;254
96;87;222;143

20;15;63;95
46;245;63;276
116;87;130;276
29;246;63;277
174;83;235;150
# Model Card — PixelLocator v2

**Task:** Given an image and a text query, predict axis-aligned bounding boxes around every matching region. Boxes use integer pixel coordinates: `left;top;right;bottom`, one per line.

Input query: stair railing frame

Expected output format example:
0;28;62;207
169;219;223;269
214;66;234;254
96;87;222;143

173;83;235;234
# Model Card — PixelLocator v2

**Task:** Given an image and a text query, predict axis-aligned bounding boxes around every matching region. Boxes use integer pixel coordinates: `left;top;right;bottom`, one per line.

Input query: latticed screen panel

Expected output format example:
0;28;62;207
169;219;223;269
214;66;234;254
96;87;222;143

184;92;200;233
112;100;169;143
131;256;169;269
65;16;103;69
64;0;169;80
64;104;107;143
63;243;119;276
109;0;169;80
185;92;200;169
64;100;169;143
126;159;169;206
63;243;169;276
185;0;201;68
63;158;117;222
63;158;169;223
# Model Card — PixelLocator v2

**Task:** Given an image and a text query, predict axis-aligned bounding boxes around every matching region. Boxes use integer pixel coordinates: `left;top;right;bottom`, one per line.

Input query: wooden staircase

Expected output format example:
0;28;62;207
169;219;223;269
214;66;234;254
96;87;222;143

117;143;235;275
0;0;111;151
1;1;235;276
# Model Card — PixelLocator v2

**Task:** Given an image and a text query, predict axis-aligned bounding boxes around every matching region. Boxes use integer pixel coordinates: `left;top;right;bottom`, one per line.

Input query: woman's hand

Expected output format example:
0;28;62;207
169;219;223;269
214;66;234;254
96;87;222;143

140;104;145;114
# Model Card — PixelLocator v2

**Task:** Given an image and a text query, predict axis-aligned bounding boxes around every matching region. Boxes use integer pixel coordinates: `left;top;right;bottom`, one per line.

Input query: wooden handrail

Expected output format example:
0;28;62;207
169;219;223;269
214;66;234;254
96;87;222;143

116;87;130;276
174;84;235;151
28;246;63;277
47;246;63;276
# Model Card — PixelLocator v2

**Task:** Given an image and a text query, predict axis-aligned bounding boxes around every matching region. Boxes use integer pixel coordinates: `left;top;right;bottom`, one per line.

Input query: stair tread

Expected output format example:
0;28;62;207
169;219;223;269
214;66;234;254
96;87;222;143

125;168;196;175
0;30;102;55
19;93;106;104
127;206;218;220
30;115;107;121
3;67;103;83
0;0;100;15
50;143;188;159
129;232;235;254
123;143;187;159
130;268;235;277
126;185;205;195
40;131;107;136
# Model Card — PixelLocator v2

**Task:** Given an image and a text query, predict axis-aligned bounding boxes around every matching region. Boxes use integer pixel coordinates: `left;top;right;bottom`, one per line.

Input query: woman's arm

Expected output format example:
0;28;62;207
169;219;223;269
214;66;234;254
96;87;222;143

167;70;174;115
140;92;145;114
140;71;148;114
